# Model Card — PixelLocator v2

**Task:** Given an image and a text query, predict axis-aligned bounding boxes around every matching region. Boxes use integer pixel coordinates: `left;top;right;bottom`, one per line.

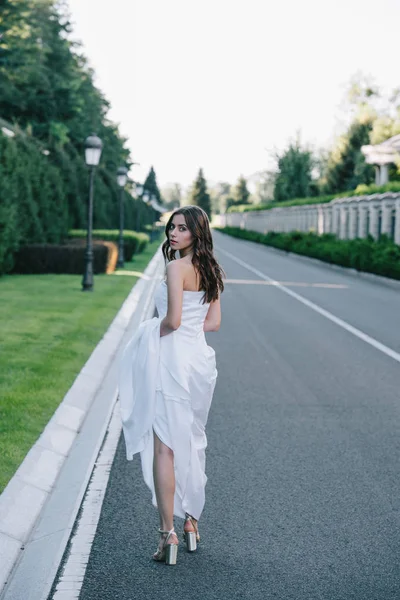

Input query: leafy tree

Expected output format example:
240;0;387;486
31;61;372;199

0;0;159;273
189;169;211;217
322;74;400;192
274;139;314;201
324;120;375;193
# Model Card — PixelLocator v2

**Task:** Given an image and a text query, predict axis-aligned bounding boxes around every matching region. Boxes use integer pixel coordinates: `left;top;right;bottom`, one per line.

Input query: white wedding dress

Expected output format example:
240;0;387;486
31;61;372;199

119;279;218;520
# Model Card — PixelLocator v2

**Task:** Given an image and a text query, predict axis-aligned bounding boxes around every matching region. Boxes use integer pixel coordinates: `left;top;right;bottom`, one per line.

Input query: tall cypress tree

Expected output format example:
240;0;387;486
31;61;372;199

189;169;211;218
233;176;250;205
143;166;162;201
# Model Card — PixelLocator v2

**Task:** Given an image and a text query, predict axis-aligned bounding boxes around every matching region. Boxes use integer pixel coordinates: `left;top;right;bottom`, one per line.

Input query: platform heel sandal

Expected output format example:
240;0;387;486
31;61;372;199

152;528;179;565
183;513;200;552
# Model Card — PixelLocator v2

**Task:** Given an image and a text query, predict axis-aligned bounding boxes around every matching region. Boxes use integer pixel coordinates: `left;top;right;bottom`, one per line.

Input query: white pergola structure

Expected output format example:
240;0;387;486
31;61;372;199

361;134;400;186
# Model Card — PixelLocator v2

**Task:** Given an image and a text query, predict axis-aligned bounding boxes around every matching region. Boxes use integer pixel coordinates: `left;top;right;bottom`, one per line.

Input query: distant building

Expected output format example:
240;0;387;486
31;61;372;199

362;134;400;185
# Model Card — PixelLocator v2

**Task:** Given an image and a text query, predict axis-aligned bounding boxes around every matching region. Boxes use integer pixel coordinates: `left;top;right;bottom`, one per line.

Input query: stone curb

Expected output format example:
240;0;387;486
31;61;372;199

0;245;164;594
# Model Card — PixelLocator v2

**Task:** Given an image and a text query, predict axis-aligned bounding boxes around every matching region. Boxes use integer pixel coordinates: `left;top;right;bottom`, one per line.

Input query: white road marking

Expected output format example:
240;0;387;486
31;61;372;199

224;278;348;289
216;245;400;365
52;397;122;599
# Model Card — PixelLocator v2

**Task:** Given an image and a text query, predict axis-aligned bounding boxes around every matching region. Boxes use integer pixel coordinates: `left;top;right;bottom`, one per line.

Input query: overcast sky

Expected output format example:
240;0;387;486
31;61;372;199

67;0;400;190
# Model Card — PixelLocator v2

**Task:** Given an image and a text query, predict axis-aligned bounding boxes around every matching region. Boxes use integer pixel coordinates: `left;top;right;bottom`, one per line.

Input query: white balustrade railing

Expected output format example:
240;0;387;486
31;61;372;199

212;193;400;245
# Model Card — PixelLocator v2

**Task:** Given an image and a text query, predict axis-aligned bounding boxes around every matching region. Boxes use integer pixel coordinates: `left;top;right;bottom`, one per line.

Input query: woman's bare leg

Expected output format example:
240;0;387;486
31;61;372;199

153;430;178;543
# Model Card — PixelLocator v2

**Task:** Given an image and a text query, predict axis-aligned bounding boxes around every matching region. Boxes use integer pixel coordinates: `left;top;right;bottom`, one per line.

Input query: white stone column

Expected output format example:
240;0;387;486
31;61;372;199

309;207;318;232
303;207;308;231
332;205;340;236
262;212;270;234
291;208;298;231
297;209;303;231
339;205;349;239
358;204;369;238
369;202;380;240
293;209;298;232
296;207;302;231
381;200;394;238
302;208;308;231
317;205;324;234
323;205;332;234
285;209;291;232
395;198;400;245
380;164;389;185
286;209;292;232
306;206;314;232
348;204;359;239
271;212;276;232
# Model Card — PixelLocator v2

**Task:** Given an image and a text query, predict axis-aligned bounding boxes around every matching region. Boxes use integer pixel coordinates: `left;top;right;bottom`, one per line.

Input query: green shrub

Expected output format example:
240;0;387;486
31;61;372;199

354;182;400;195
215;227;400;280
11;242;117;275
68;229;149;261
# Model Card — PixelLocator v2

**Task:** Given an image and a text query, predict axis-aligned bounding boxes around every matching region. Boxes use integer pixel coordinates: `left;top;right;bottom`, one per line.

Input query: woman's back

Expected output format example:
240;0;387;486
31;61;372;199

155;279;210;340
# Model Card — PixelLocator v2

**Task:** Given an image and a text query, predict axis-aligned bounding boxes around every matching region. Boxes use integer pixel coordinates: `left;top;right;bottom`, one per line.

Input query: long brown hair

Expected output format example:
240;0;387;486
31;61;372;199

161;205;225;303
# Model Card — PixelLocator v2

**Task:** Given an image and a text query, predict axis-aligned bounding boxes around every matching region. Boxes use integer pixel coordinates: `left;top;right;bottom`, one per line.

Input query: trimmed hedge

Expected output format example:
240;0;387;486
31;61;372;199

227;194;338;213
68;229;149;261
215;227;400;281
12;242;118;275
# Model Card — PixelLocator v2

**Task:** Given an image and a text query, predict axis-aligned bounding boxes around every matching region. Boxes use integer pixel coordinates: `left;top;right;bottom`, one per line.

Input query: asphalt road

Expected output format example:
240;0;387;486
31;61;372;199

77;231;400;600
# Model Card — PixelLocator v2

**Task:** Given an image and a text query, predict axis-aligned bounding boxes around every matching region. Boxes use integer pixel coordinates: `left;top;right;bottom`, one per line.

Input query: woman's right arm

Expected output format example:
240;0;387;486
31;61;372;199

203;297;221;332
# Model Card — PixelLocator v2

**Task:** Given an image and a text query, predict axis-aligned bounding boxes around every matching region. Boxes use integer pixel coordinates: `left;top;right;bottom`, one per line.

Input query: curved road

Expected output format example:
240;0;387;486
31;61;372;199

77;230;400;600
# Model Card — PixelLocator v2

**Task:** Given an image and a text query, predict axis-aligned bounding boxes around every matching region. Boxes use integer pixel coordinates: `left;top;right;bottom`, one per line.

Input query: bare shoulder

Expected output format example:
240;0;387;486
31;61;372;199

166;259;185;275
166;260;185;284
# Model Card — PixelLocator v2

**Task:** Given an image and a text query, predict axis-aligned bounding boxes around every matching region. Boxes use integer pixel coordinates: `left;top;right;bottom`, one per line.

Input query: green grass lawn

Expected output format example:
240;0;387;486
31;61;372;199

0;238;163;493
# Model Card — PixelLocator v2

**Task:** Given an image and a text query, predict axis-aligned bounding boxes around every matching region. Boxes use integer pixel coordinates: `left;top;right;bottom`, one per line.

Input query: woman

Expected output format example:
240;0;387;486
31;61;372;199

119;205;224;565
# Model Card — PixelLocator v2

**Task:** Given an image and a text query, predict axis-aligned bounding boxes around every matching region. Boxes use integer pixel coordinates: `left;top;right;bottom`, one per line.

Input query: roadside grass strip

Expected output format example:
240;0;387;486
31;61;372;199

0;239;161;493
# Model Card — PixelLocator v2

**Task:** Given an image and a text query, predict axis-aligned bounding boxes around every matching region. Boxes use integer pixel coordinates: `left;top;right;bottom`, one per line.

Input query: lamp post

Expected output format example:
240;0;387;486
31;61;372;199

82;134;103;291
116;166;128;267
141;191;151;234
135;187;146;232
149;194;157;241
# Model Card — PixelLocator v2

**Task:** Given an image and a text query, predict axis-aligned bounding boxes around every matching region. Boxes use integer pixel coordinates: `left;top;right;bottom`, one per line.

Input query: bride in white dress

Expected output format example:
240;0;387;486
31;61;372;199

119;205;224;565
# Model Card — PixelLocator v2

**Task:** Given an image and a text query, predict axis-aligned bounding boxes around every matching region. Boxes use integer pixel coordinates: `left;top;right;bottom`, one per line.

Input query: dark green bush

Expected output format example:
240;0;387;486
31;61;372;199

68;229;149;261
215;227;400;280
11;242;117;275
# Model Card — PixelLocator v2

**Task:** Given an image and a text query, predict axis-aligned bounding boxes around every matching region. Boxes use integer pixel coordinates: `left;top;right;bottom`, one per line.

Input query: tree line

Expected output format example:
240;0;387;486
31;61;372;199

0;0;160;274
164;76;400;214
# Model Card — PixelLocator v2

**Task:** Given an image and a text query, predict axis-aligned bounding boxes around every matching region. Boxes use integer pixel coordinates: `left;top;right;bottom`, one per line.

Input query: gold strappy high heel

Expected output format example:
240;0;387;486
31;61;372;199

183;513;200;552
153;528;179;565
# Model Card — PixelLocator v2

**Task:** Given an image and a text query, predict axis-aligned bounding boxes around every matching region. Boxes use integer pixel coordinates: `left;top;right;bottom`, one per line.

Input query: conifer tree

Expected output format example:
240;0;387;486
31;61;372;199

189;169;211;218
143;166;162;201
233;176;250;205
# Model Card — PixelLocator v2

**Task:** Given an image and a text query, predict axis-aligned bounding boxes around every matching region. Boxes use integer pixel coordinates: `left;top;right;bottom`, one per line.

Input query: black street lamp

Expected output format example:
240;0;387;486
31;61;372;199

82;134;103;292
149;194;157;241
139;190;150;233
116;166;128;267
135;184;144;232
